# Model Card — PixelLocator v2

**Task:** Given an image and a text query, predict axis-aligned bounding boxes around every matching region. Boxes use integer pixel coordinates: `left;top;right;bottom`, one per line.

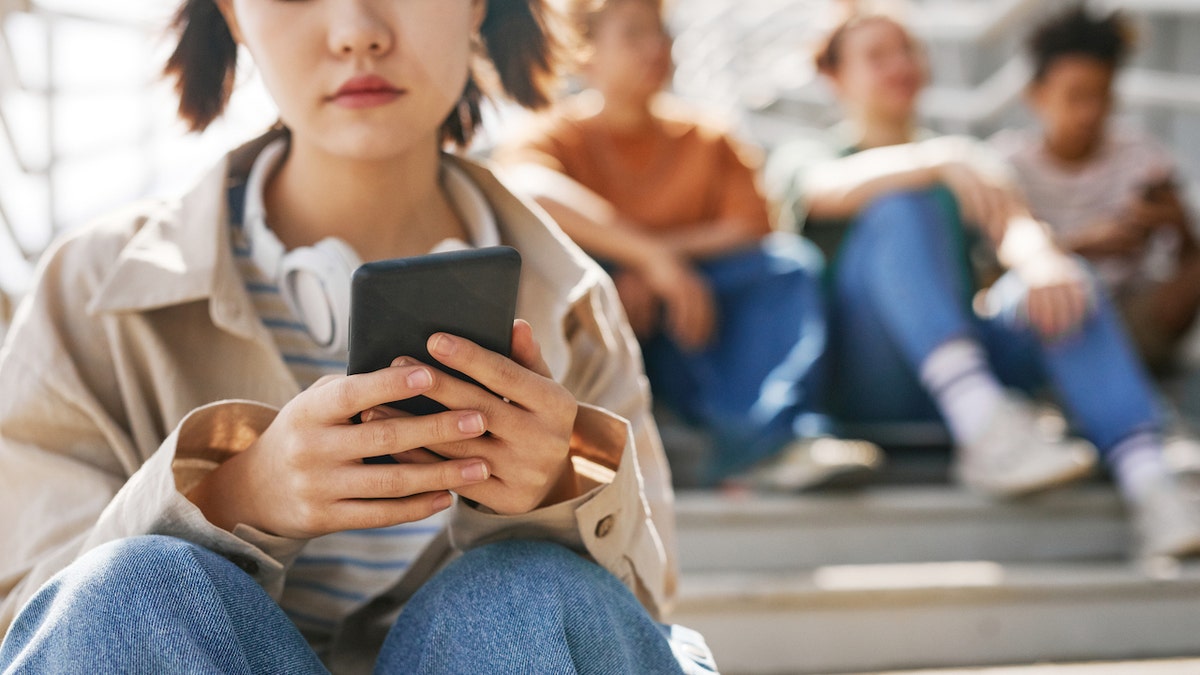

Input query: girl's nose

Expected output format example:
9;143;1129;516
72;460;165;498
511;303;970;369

327;1;394;58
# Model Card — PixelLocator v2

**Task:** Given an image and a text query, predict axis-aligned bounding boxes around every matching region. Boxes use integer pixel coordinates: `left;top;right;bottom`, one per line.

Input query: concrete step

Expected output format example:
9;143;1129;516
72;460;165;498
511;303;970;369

676;485;1132;572
851;658;1200;675
673;560;1200;675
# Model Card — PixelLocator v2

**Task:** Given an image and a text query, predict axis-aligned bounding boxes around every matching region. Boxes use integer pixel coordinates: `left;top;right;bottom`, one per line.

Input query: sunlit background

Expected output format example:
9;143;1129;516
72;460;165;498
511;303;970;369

2;0;1198;301
3;2;1200;673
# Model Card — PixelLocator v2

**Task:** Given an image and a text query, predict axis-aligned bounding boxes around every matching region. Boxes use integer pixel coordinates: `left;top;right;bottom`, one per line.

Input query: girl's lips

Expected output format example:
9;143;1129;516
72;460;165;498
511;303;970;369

331;74;406;109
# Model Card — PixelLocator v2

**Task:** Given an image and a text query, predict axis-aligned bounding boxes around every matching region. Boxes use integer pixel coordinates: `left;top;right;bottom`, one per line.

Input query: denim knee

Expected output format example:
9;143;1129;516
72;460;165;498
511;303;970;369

379;541;682;675
2;536;324;675
858;189;945;240
428;540;616;606
45;535;219;599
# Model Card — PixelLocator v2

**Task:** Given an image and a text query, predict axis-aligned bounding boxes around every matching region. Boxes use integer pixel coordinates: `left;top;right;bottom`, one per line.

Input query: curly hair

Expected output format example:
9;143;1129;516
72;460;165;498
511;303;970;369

163;0;566;145
1028;5;1133;82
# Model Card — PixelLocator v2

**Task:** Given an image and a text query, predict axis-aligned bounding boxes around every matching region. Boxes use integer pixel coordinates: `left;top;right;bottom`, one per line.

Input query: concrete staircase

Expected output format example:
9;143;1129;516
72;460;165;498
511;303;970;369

671;484;1200;674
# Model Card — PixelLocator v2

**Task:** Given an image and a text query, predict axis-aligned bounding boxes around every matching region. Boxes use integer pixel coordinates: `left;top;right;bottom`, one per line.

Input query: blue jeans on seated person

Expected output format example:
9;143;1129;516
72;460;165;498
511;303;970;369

634;233;833;483
829;187;1162;457
0;535;712;674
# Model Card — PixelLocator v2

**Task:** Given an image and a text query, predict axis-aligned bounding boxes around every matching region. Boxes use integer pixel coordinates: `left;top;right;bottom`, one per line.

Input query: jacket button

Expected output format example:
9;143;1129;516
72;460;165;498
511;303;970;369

594;515;615;539
229;555;259;575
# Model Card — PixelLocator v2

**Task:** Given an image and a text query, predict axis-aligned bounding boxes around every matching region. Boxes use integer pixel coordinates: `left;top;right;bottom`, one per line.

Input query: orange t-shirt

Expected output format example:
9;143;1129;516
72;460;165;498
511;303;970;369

498;97;771;235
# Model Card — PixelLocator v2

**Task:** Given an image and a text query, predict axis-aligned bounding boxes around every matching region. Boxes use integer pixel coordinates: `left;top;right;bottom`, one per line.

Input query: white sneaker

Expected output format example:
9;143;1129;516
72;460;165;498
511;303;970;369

1163;432;1200;480
1132;473;1200;559
953;395;1097;498
727;437;884;492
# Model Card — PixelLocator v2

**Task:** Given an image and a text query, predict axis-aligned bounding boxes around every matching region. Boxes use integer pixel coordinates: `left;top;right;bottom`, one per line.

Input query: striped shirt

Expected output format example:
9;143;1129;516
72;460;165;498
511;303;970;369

229;139;499;652
990;126;1182;292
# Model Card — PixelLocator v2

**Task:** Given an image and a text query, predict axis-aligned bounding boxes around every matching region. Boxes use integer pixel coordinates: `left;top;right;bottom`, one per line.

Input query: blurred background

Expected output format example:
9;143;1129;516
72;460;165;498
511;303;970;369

3;0;1199;298
2;1;1200;673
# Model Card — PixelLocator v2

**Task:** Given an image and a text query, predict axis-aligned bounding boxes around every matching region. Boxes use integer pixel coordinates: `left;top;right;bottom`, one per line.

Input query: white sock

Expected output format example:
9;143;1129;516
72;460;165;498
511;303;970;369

1110;431;1169;502
919;338;1006;445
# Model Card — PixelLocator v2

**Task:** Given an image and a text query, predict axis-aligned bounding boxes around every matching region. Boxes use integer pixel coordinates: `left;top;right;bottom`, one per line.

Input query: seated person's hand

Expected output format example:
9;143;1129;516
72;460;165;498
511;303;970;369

613;270;664;341
1122;186;1185;234
188;359;497;539
413;320;580;514
1067;218;1149;257
1015;252;1093;340
935;160;1019;243
634;250;717;351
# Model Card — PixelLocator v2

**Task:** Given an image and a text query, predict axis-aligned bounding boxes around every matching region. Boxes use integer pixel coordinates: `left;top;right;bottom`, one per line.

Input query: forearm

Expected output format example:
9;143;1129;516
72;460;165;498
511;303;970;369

655;217;769;259
504;164;664;270
997;211;1063;270
533;196;666;271
805;144;942;220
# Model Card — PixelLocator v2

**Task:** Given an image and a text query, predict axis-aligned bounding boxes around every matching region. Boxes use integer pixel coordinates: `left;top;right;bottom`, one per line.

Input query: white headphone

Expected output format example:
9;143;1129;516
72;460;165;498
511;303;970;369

241;139;500;355
243;140;362;355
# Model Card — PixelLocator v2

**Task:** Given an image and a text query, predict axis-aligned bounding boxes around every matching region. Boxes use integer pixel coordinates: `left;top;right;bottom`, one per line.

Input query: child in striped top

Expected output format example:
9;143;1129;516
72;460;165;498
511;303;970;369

991;5;1200;374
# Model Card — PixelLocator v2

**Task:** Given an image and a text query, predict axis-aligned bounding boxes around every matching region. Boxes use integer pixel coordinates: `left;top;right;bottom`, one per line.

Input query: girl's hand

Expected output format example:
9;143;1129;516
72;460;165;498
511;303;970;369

936;160;1018;243
187;364;495;539
634;249;717;351
612;270;663;340
415;320;581;515
1015;253;1092;340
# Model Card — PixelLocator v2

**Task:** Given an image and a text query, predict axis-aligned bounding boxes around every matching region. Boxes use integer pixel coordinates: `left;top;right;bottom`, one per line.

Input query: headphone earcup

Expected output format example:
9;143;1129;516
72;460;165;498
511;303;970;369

278;238;361;354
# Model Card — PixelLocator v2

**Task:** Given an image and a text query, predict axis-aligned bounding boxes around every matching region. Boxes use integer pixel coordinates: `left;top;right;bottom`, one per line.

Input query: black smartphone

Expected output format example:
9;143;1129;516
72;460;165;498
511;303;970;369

1142;178;1173;203
347;246;522;416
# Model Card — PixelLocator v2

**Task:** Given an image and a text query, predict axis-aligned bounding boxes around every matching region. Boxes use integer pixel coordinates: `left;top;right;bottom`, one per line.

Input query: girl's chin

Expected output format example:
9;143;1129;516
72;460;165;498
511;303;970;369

302;125;442;160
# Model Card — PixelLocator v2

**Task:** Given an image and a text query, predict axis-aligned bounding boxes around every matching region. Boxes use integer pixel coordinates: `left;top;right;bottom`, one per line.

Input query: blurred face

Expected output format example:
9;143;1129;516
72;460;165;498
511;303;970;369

828;18;925;123
585;0;673;104
221;0;485;160
1028;55;1115;161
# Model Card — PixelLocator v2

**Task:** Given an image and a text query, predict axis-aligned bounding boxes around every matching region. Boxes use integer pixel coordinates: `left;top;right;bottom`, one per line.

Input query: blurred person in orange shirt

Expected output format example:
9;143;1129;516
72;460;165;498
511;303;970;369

498;0;882;490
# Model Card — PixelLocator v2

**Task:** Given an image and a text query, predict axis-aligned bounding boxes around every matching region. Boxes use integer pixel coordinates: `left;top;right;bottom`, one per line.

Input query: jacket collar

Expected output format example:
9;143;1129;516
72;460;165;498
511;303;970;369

86;129;599;376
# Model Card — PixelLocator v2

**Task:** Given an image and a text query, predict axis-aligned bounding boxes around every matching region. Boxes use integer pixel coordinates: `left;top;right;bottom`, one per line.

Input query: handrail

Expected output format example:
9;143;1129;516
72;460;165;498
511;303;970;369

773;61;1200;126
910;0;1045;44
0;1;154;262
912;0;1200;45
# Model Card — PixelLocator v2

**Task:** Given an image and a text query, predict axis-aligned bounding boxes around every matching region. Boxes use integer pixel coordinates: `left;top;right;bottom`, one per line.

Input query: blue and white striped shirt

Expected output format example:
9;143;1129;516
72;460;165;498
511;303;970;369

230;138;499;650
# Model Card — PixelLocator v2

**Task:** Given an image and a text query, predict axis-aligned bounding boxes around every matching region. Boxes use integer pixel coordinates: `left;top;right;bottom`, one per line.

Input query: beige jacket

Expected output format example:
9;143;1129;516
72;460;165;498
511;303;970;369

0;133;677;667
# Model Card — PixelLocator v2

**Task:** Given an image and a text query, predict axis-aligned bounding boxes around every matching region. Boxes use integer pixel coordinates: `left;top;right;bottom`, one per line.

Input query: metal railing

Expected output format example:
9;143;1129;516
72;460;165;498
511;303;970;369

670;0;1200;138
0;0;1198;302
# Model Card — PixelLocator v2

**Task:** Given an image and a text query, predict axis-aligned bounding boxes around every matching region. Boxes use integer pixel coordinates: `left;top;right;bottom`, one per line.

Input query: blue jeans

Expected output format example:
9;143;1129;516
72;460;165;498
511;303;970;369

829;188;1162;457
0;536;713;674
638;233;832;481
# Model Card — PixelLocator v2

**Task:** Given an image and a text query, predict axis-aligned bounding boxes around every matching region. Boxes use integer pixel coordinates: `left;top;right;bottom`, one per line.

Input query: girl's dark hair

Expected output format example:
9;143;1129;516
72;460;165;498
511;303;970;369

163;0;237;133
814;12;911;76
163;0;565;145
1028;6;1132;82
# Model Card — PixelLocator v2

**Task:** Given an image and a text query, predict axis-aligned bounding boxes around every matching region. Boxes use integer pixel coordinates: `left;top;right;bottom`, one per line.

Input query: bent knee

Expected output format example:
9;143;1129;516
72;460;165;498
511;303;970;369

431;540;625;606
456;540;597;581
64;535;220;593
859;189;945;233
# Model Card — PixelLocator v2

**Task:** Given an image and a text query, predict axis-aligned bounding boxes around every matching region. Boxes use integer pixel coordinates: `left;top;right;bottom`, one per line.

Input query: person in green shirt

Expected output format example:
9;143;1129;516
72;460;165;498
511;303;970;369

767;9;1200;559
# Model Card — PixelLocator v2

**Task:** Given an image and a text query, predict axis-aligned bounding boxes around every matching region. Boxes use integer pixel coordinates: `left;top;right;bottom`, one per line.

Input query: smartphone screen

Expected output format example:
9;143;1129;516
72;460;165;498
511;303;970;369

347;246;522;416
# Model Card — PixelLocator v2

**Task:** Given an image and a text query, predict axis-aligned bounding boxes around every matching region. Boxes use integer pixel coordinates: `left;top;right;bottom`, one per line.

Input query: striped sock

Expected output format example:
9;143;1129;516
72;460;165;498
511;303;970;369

1109;431;1168;502
919;338;1006;446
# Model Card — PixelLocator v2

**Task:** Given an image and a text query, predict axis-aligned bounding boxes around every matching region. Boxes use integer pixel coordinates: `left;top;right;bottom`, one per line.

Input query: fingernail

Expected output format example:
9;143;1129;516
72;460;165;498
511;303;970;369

392;356;414;367
461;461;489;482
458;413;485;435
406;368;432;389
433;493;453;511
432;334;457;356
361;409;379;423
